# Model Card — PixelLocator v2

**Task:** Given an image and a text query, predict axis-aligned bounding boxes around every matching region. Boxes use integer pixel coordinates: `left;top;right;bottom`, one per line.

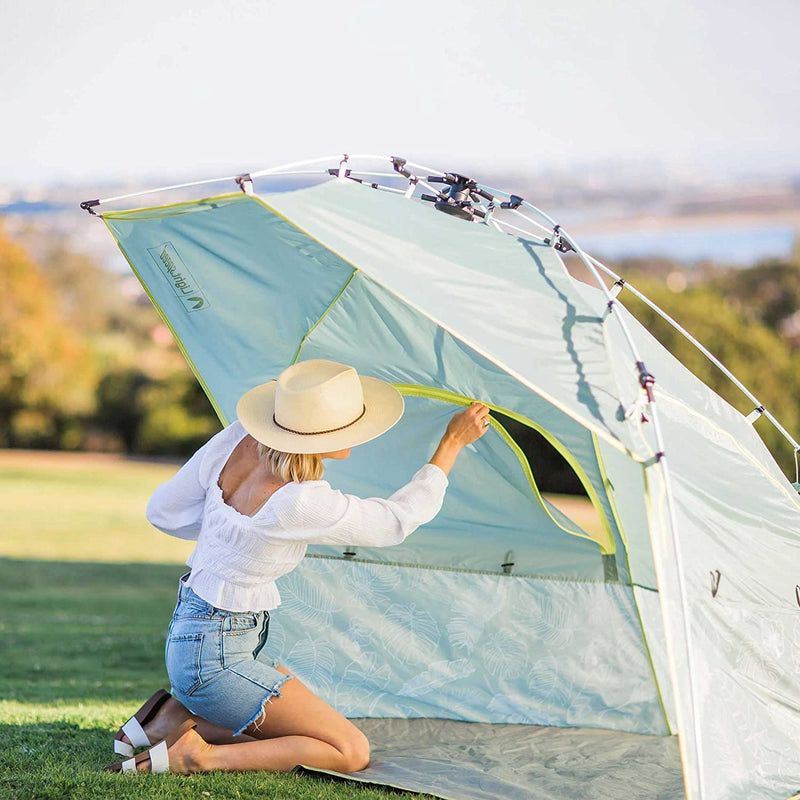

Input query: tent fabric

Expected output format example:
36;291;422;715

260;557;666;733
102;176;800;800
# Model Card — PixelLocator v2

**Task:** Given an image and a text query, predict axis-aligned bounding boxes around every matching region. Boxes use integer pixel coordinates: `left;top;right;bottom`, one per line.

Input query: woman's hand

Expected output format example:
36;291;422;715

444;403;491;447
429;403;491;475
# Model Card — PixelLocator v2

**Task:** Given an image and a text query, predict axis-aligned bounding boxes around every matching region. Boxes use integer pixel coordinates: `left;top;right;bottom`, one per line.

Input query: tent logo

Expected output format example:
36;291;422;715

147;242;210;313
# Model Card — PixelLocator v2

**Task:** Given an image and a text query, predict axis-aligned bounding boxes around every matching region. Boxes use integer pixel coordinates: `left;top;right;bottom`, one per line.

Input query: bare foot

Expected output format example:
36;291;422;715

136;726;212;774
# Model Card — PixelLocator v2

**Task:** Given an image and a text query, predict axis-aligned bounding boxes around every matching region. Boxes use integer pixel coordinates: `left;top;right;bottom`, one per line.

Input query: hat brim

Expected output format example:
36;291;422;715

236;375;405;454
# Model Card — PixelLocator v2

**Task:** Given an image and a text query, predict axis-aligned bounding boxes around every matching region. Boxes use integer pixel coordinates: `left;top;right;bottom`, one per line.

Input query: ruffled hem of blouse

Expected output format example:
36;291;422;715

185;567;282;613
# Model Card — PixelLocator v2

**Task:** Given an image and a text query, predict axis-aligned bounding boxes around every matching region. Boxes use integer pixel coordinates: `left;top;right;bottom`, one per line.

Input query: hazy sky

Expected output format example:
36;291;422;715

3;0;800;185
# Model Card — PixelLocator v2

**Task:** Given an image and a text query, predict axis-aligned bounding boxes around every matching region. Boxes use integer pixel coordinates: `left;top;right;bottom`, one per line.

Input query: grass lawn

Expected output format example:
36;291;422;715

0;450;429;800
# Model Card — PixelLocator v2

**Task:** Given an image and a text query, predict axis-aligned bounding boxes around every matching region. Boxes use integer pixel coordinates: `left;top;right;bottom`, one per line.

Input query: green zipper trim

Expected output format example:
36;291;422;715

493;418;605;550
102;218;228;425
392;383;615;555
592;431;629;553
291;269;358;365
593;432;672;733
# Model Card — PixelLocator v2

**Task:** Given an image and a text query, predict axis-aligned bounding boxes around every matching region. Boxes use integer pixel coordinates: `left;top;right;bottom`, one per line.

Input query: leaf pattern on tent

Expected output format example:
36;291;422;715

380;603;440;666
529;592;574;648
735;641;782;689
580;638;614;686
445;600;487;654
287;637;337;693
399;659;476;698
526;656;574;711
278;572;339;628
483;632;527;680
341;620;377;657
273;561;664;734
342;561;401;608
758;615;785;660
333;654;391;717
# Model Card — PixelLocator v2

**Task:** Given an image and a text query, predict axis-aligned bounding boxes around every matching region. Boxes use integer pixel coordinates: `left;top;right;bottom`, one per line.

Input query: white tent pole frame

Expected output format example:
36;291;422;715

488;217;548;242
96;174;243;205
403;159;446;177
639;399;706;800
92;154;398;208
555;230;648;363
509;208;559;237
248;154;392;178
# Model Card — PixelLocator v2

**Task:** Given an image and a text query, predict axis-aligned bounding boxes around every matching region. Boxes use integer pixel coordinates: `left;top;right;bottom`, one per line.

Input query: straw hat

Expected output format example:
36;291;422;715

236;360;404;454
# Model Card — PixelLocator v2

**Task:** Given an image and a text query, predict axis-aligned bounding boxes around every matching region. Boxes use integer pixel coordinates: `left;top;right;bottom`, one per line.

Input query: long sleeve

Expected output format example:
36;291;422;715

269;463;449;547
146;438;213;540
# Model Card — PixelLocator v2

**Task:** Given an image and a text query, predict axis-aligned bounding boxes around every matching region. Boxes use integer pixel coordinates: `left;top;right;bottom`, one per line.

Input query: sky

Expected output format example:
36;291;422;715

3;0;800;186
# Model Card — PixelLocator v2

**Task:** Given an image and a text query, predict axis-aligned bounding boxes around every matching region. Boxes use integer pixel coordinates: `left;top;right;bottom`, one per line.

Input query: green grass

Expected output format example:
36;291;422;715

0;451;429;800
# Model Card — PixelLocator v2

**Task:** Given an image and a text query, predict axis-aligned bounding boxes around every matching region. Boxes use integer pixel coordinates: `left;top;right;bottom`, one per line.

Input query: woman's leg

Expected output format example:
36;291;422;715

138;667;370;774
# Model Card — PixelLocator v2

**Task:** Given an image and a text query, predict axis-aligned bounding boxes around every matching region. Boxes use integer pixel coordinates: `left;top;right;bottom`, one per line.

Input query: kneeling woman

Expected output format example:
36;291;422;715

109;359;489;774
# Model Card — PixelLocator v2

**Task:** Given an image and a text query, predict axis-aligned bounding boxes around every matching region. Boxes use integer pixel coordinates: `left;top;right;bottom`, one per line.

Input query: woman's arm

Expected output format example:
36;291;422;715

271;403;491;548
146;438;214;540
429;402;490;475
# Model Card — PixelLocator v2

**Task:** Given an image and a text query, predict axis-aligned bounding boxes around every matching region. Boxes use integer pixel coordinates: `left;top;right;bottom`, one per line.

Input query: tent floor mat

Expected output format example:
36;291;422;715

301;718;684;800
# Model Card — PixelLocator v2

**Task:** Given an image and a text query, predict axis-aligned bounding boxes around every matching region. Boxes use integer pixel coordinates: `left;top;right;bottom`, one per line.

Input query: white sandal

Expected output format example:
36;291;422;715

106;718;197;774
113;689;171;757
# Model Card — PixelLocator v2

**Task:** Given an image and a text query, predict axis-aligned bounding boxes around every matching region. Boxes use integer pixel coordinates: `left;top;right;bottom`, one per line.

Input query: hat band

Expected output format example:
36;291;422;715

272;405;366;436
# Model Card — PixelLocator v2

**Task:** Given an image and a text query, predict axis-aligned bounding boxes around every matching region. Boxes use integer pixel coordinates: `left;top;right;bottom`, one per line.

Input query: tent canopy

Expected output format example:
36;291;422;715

97;162;800;800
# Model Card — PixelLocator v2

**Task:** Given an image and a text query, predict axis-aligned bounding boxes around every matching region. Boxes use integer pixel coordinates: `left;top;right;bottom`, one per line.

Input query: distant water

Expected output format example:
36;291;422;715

569;225;797;266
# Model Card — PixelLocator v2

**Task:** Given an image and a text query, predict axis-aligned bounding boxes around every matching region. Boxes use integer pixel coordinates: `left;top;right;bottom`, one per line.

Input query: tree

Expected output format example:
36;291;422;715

0;227;97;447
94;369;151;453
709;259;800;349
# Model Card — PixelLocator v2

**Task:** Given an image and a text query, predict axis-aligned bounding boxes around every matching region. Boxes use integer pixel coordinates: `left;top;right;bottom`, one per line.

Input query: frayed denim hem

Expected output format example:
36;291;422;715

232;671;293;737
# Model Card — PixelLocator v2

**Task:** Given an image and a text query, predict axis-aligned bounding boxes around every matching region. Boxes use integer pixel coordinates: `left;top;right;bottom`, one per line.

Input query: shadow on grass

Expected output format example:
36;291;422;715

0;557;185;704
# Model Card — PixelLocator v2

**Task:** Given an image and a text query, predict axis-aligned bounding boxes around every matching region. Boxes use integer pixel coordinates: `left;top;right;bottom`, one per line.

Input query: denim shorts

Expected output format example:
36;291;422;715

165;575;292;735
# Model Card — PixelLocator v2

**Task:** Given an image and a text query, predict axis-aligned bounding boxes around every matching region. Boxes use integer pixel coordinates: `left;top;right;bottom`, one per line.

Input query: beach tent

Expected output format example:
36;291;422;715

86;156;800;800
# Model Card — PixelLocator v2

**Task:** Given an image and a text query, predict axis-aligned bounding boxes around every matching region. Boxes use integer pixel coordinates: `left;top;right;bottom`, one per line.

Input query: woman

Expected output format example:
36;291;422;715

108;359;490;775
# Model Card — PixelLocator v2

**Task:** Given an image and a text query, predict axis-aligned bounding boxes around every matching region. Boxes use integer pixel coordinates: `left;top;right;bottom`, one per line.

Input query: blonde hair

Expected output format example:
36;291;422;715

257;443;324;483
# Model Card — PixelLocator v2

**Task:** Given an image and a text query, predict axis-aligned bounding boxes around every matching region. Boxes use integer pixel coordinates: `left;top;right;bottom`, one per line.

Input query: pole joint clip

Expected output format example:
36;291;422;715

80;199;100;215
235;174;254;195
500;194;523;210
636;361;656;402
544;224;574;253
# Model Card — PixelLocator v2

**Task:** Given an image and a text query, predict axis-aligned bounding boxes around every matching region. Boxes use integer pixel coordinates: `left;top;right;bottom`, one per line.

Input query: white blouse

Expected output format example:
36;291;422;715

146;421;448;612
